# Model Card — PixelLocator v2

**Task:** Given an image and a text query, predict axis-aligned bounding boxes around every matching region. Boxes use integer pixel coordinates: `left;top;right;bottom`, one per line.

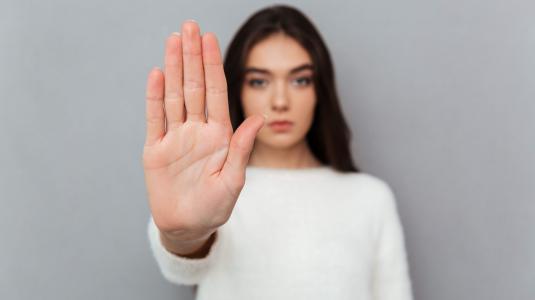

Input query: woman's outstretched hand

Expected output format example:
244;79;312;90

143;21;265;251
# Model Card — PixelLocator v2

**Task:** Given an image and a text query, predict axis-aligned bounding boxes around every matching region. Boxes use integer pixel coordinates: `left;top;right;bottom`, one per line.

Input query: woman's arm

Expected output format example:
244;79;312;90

371;183;414;300
147;215;220;285
143;20;263;286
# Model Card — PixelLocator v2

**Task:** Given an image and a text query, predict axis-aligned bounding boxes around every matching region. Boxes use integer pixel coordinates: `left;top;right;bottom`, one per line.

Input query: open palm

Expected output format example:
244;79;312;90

143;21;264;240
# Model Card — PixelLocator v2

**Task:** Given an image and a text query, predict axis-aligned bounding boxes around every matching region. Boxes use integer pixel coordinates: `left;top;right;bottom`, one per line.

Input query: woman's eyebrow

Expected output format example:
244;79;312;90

289;63;313;74
244;63;313;75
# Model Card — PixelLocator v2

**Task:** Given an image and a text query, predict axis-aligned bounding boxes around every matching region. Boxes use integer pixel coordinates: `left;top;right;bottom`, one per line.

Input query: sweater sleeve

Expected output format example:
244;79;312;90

147;215;220;285
371;183;414;300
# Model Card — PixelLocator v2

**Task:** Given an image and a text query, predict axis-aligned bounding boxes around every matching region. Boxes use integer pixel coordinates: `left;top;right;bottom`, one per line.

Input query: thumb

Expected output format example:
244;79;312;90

220;114;265;185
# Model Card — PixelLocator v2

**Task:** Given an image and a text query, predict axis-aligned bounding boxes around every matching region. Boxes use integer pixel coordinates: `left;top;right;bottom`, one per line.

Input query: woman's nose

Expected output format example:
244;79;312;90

270;80;289;112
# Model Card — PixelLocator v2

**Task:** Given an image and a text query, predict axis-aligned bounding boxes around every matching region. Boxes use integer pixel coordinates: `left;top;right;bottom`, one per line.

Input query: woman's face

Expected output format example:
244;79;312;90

240;33;317;149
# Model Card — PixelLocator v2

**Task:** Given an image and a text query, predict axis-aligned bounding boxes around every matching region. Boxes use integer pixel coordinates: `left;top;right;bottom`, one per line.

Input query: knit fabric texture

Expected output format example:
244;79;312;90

147;165;413;300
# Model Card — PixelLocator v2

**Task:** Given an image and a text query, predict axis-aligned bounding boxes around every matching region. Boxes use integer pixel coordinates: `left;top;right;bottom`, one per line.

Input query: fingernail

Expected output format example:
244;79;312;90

171;32;180;36
185;19;197;23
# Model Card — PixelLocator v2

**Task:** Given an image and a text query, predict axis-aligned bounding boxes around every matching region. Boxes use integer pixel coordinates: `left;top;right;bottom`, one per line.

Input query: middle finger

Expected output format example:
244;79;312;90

181;21;206;123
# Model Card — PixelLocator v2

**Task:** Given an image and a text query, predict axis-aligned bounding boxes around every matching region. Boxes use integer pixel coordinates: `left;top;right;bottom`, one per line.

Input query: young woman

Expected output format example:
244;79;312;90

144;5;413;300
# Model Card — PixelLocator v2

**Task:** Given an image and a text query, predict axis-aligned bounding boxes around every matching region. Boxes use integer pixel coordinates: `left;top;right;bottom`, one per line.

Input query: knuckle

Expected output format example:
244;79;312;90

146;95;162;102
204;61;222;67
182;48;202;57
183;79;205;91
165;90;183;100
164;61;180;68
233;139;248;154
206;85;227;95
187;111;205;119
146;115;163;124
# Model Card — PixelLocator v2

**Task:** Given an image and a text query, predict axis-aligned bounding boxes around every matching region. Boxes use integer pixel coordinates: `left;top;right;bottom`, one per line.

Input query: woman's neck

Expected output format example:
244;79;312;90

247;140;322;169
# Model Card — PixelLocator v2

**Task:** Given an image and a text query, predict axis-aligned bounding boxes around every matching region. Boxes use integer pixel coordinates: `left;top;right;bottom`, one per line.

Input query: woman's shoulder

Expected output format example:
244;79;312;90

335;171;392;192
333;171;397;208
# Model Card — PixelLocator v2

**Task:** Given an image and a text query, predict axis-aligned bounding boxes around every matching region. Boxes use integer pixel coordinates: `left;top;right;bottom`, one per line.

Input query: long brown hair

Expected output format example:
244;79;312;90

223;4;360;173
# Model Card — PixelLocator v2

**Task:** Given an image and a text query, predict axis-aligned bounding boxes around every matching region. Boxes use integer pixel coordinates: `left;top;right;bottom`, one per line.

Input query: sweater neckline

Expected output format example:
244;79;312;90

247;165;331;172
245;164;332;174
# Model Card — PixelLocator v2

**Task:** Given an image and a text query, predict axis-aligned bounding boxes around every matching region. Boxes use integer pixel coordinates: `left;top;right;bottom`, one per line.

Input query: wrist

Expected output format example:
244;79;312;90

159;229;216;257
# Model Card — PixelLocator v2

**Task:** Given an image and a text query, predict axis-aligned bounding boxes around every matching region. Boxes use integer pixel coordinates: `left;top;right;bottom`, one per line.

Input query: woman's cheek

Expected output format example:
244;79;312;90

241;91;270;117
297;94;316;130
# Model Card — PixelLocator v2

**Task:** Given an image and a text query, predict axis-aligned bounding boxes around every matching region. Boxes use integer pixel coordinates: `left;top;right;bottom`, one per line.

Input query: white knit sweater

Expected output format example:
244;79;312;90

147;165;413;300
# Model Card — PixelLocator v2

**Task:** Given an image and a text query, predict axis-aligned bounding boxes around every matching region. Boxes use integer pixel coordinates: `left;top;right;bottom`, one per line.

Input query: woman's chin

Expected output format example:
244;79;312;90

258;135;304;149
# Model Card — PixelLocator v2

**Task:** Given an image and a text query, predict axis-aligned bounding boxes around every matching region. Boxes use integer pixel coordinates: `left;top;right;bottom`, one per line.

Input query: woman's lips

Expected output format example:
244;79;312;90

268;121;293;132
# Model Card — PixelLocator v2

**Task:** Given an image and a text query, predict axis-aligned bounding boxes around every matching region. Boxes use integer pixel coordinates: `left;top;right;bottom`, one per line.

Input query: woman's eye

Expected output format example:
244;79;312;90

247;79;267;88
293;77;312;86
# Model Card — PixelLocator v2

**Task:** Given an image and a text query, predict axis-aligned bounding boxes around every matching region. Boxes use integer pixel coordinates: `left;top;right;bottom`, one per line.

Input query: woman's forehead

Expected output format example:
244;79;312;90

245;33;312;74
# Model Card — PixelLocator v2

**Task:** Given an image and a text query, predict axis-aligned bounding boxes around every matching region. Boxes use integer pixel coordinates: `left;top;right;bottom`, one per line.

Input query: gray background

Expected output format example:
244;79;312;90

1;0;533;299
